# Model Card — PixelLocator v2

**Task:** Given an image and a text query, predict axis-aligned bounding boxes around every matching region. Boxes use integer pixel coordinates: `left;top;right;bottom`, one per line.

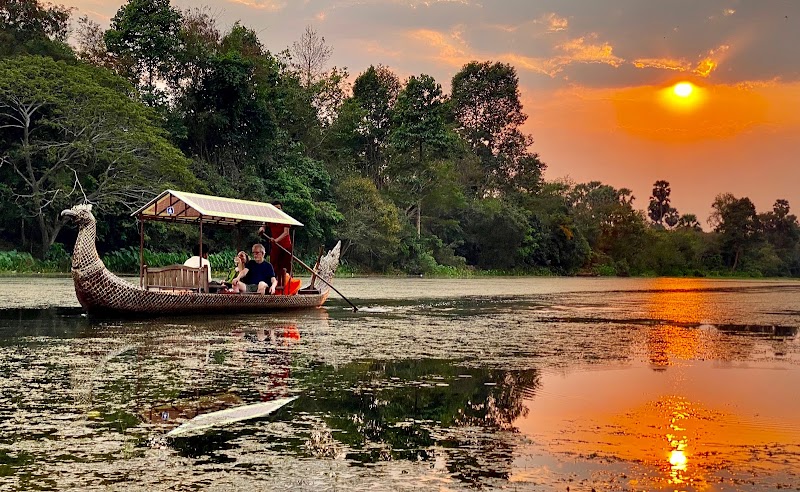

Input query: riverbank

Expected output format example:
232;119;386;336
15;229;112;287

2;248;796;279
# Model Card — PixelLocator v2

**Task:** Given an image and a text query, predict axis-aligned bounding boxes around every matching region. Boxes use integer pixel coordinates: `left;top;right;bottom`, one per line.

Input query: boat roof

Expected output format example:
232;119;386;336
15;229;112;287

131;190;304;227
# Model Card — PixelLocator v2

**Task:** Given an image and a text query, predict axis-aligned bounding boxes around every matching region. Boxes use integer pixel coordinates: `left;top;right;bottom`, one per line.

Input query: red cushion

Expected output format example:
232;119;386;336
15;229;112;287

286;277;301;295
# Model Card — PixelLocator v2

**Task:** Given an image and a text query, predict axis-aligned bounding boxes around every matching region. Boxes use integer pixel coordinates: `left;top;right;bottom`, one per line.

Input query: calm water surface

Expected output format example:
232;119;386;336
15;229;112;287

1;276;799;491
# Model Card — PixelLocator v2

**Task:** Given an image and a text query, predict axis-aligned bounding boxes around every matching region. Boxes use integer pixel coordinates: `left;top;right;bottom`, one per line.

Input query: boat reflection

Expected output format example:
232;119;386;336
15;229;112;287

68;313;316;438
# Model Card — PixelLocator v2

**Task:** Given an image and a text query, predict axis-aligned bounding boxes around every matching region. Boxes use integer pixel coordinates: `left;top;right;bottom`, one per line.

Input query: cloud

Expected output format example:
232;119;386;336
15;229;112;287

401;0;472;7
631;45;728;78
537;12;569;33
486;13;567;35
555;36;624;68
403;29;624;78
501;53;563;77
361;40;404;59
693;58;717;77
633;58;691;72
694;45;728;76
226;0;286;11
405;28;472;67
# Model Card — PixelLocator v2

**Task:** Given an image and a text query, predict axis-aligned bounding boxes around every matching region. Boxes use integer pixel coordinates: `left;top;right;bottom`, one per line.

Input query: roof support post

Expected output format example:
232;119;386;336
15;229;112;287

199;216;204;291
139;216;144;287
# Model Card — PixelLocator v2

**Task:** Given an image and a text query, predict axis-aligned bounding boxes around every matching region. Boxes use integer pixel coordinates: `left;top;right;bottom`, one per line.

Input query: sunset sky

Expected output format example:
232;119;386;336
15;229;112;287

65;0;800;225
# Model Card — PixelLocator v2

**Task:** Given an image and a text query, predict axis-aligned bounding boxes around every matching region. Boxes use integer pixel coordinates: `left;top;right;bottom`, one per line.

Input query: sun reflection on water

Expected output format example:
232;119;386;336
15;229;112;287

665;399;691;485
514;365;800;490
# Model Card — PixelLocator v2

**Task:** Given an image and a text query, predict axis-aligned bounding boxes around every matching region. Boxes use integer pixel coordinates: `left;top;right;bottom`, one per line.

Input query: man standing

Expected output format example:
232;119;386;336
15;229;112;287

232;243;277;295
258;200;293;283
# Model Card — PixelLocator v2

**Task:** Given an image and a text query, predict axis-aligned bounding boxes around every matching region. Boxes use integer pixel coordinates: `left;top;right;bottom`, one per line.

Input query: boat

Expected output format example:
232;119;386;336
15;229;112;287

61;190;341;316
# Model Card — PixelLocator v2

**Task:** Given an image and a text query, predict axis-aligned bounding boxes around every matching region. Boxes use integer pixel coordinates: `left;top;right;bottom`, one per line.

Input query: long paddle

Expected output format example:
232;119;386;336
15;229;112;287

262;233;358;312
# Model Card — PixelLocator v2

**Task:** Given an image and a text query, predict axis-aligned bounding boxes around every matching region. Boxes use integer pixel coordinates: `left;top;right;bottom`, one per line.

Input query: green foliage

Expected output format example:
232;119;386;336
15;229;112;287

450;60;543;195
458;198;531;269
102;246;180;273
100;246;241;274
267;157;342;251
0;250;35;272
1;13;799;279
335;176;402;271
0;245;69;273
104;0;183;92
0;0;74;60
346;65;401;188
43;242;70;271
710;193;760;271
648;180;678;228
0;55;196;257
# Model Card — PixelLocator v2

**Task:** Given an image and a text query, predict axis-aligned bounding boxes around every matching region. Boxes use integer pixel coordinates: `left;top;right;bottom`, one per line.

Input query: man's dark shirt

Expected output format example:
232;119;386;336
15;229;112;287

242;260;275;285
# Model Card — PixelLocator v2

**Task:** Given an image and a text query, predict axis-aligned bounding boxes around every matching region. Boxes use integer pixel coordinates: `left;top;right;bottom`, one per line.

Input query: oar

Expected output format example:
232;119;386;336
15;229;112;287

263;234;358;312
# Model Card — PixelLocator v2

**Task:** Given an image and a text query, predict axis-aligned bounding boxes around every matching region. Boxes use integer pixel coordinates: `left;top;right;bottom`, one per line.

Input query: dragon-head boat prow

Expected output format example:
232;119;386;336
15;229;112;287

62;204;136;311
315;241;341;292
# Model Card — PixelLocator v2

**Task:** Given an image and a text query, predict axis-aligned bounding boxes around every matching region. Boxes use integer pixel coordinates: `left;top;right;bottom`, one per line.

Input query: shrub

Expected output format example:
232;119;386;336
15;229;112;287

0;250;36;272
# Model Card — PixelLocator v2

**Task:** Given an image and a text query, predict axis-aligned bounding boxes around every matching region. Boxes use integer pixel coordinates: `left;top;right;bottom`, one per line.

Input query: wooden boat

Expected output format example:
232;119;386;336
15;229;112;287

61;191;341;316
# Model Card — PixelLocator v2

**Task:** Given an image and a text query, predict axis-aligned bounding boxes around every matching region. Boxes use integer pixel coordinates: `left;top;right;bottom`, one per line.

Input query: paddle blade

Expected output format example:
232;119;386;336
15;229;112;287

165;396;298;438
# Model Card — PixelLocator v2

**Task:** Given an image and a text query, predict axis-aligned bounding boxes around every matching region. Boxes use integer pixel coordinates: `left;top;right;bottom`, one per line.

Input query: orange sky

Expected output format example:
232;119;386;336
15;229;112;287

65;0;800;224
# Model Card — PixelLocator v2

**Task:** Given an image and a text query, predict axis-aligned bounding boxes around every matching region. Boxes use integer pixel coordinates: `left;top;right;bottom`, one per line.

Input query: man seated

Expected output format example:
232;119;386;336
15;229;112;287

231;243;277;295
184;243;212;283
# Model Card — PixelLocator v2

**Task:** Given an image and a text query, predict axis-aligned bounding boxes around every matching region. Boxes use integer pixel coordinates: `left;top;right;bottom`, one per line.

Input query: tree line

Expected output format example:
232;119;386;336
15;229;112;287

1;0;798;277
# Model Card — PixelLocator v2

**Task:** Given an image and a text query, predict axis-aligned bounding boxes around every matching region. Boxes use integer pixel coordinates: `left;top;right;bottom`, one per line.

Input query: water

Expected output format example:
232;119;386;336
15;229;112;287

1;276;799;491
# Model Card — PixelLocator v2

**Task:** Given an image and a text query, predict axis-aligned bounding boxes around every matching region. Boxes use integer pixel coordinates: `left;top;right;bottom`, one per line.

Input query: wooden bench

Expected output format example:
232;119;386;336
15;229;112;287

142;264;209;292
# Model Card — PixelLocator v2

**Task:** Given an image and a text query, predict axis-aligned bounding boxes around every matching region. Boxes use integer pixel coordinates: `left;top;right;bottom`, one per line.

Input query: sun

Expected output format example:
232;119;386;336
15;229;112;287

658;81;705;112
673;82;694;98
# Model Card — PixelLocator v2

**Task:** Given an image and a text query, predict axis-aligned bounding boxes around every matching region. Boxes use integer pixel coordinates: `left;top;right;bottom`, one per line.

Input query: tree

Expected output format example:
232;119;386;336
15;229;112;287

286;25;346;128
759;199;800;274
337;65;401;188
648;179;678;228
451;61;544;195
0;0;73;59
389;74;452;236
104;0;183;99
676;213;701;230
177;6;220;83
74;15;112;67
334;176;402;271
458;198;531;269
289;25;332;88
568;181;646;273
709;193;760;271
521;181;591;274
177;23;278;180
0;56;195;256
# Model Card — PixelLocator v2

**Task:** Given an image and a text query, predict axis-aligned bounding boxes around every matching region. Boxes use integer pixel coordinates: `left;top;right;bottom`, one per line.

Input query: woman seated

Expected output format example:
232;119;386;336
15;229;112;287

226;251;249;285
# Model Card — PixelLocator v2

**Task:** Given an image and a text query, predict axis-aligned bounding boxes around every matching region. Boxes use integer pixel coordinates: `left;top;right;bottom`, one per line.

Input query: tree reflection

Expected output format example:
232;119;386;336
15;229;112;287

299;359;540;484
61;317;541;486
